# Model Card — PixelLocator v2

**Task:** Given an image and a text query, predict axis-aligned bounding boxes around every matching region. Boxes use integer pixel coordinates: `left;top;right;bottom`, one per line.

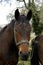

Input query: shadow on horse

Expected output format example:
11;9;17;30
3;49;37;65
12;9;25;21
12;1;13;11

0;9;32;65
31;35;43;65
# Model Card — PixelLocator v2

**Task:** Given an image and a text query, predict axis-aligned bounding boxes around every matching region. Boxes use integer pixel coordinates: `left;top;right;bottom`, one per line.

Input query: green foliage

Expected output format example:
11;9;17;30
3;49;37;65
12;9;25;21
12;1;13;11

29;1;43;35
32;8;43;35
32;13;39;35
18;61;30;65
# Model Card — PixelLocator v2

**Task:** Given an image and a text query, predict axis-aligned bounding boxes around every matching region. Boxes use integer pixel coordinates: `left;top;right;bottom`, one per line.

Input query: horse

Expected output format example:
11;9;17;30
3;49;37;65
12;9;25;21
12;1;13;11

0;9;32;65
31;34;43;65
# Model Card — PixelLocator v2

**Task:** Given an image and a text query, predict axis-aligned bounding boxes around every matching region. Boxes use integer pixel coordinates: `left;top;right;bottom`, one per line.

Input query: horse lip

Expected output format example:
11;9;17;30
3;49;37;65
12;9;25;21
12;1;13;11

19;52;29;61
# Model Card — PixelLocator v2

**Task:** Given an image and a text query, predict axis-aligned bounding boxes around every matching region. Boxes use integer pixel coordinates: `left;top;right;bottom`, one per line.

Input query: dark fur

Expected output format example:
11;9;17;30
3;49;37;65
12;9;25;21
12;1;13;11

0;9;32;65
31;36;40;65
0;19;19;65
0;25;7;36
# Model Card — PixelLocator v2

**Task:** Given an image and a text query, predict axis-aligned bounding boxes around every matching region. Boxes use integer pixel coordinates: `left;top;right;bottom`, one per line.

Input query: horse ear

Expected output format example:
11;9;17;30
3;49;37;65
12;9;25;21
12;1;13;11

15;9;20;20
27;10;32;20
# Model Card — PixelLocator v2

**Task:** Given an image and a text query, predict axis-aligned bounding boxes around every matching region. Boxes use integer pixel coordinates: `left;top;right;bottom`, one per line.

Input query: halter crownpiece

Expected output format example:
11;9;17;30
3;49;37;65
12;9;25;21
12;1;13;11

14;24;29;46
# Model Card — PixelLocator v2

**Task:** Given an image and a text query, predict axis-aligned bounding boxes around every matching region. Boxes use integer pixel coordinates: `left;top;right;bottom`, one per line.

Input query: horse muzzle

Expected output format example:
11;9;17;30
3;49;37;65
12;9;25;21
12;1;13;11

16;39;30;60
19;51;30;61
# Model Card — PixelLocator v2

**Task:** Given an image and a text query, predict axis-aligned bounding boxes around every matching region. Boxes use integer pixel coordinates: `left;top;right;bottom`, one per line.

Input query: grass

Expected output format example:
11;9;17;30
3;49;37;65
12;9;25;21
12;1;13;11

17;61;30;65
17;57;31;65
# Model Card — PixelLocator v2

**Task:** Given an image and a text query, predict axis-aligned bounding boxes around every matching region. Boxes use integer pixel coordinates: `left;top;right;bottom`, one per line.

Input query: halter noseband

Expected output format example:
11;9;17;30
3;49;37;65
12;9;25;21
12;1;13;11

14;22;30;46
16;40;29;46
14;27;29;46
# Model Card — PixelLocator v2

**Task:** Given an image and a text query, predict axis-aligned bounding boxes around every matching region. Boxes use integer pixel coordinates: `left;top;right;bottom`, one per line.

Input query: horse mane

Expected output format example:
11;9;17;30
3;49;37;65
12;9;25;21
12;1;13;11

0;19;15;36
31;36;40;65
0;25;7;35
9;19;15;27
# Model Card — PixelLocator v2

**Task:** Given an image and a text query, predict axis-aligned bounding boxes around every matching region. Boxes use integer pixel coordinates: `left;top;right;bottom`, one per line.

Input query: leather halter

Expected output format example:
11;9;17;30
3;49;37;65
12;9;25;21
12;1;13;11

14;22;29;46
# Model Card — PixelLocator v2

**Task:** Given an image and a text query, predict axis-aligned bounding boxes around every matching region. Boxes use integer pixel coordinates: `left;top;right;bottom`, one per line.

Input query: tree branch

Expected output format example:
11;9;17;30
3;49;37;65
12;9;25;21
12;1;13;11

23;0;28;9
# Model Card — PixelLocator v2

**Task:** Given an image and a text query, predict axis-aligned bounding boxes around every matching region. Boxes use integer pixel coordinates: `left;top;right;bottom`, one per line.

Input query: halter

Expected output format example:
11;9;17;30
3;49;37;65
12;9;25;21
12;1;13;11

14;22;29;46
15;40;29;46
14;30;29;45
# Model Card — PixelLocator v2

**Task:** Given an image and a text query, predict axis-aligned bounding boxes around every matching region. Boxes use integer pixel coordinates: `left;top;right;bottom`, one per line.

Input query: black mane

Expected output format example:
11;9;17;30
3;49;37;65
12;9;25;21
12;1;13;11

0;25;7;35
0;19;15;36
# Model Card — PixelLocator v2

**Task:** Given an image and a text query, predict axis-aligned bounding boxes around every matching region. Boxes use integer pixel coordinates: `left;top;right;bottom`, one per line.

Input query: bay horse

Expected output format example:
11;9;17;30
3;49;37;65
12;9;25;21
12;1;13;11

0;9;32;65
31;34;43;65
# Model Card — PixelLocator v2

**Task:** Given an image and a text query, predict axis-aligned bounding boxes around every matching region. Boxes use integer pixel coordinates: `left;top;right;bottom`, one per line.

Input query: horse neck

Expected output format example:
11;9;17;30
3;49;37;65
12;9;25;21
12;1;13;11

0;20;15;44
6;20;15;42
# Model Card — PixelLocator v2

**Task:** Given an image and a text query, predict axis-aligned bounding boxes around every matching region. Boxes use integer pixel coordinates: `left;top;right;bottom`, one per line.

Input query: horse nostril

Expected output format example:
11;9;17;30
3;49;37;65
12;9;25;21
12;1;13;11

20;51;22;54
29;51;30;54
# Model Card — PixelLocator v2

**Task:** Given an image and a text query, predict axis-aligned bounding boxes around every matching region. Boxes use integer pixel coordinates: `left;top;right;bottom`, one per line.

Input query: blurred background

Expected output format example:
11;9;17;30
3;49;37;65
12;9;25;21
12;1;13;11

0;0;43;65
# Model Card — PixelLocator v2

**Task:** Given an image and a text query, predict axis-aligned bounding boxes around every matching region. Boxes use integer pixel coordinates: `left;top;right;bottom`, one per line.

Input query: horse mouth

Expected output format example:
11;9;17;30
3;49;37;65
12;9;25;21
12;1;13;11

20;54;29;61
19;52;30;61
